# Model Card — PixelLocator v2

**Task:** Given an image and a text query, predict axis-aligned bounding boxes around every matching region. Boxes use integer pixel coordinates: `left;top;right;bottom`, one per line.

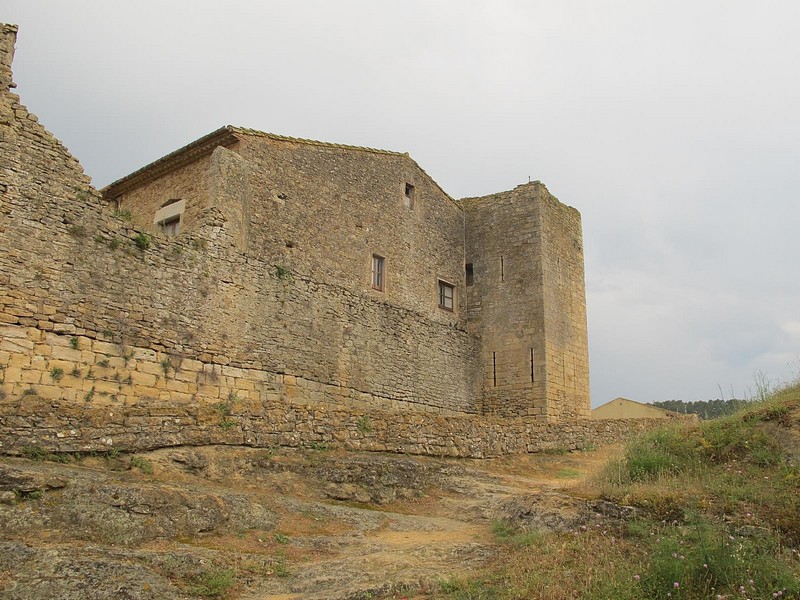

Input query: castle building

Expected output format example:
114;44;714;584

1;23;589;425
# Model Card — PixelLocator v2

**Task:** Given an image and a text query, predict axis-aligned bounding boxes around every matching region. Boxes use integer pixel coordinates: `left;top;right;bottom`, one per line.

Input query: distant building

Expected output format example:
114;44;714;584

591;397;679;420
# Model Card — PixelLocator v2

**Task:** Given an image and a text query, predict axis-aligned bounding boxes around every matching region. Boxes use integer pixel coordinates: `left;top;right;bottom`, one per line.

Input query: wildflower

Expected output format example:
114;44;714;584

704;563;708;568
633;575;640;581
674;582;680;588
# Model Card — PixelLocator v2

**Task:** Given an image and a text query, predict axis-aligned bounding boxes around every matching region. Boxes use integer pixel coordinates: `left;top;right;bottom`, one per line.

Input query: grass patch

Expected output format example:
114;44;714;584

434;382;800;599
130;455;153;474
188;568;236;598
556;467;582;479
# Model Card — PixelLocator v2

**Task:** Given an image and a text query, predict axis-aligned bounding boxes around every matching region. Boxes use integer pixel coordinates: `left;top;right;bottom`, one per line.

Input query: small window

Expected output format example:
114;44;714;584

438;280;454;311
161;215;180;237
404;183;415;208
372;254;385;291
465;263;474;286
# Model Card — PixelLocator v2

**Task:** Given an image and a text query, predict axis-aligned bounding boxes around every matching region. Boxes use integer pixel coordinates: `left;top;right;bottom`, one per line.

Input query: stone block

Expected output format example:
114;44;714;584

0;337;34;353
20;369;42;384
50;346;82;362
132;347;157;361
129;371;157;387
180;358;203;372
92;340;119;355
0;324;28;339
7;353;30;368
93;380;120;395
34;384;64;399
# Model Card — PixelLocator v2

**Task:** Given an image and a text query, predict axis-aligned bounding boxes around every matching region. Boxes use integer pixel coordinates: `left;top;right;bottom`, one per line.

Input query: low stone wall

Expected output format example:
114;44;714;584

0;325;668;458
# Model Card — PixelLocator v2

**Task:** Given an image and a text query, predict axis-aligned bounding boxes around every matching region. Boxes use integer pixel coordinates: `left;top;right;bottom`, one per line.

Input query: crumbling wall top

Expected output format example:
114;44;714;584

1;23;18;91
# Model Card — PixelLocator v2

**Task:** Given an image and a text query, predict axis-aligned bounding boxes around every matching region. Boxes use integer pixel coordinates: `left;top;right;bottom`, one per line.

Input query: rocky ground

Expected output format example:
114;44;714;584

0;444;624;599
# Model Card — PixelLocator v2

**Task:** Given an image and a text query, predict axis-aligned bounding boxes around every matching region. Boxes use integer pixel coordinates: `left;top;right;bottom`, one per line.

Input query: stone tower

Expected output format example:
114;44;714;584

461;182;590;420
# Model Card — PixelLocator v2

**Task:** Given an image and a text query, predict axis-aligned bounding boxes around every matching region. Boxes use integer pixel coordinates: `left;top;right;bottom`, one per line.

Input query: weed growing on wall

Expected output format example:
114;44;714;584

69;336;79;349
357;415;372;434
133;232;151;251
49;367;64;381
274;265;293;282
66;224;87;238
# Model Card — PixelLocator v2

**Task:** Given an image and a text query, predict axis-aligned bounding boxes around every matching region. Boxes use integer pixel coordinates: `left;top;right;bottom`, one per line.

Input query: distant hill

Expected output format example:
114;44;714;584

651;398;751;419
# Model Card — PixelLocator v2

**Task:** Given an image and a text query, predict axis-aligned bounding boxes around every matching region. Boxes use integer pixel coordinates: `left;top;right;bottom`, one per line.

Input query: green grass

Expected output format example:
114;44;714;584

188;568;236;598
130;455;153;474
433;382;800;600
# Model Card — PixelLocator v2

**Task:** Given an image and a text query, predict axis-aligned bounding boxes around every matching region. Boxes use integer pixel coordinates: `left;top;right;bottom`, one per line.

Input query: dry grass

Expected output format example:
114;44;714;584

433;383;800;600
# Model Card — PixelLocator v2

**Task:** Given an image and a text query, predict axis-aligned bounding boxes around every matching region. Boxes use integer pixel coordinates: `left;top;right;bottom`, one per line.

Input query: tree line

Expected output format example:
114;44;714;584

651;398;751;420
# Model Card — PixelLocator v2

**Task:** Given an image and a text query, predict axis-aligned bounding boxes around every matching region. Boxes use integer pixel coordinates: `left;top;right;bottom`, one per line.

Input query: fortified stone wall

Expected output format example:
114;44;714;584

0;25;595;454
0;325;663;458
0;25;480;417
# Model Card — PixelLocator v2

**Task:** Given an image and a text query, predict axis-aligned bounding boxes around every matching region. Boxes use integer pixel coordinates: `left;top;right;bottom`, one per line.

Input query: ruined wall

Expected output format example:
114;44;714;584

461;182;590;420
0;25;480;417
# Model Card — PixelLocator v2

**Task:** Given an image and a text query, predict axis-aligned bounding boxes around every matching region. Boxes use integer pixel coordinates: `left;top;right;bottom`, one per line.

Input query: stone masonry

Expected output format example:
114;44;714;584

0;25;603;458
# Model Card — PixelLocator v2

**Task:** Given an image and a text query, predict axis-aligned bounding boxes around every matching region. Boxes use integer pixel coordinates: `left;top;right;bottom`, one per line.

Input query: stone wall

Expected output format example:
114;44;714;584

1;24;593;455
0;25;481;417
0;324;663;458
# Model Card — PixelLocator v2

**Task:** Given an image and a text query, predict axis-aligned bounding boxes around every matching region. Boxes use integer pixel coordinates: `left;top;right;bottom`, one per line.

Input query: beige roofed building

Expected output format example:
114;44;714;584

591;397;678;420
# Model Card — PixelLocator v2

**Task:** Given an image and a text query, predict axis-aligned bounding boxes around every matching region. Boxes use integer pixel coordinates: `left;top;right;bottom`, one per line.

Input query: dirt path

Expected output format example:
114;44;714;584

0;444;622;599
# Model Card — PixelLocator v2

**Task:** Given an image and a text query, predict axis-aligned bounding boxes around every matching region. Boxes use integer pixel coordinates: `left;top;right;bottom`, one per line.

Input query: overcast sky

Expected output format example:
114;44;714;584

5;1;799;406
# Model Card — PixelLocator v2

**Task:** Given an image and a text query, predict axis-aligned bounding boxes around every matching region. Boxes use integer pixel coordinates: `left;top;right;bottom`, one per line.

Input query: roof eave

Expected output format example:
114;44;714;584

102;126;240;199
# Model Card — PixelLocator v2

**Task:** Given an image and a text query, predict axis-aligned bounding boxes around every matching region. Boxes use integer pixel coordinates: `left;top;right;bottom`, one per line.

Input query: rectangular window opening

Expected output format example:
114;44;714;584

492;352;497;387
404;182;415;208
161;215;180;238
465;263;474;287
371;254;385;291
500;256;504;282
438;280;454;311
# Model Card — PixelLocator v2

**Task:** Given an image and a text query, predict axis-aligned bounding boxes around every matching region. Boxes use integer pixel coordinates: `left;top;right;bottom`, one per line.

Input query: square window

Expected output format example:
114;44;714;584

372;254;385;291
438;280;454;311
